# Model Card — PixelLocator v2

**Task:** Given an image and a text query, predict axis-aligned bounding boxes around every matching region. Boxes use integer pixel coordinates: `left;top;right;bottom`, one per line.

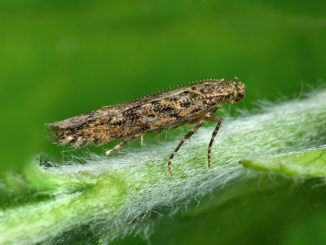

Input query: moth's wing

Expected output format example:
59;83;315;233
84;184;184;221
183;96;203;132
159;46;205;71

46;107;114;147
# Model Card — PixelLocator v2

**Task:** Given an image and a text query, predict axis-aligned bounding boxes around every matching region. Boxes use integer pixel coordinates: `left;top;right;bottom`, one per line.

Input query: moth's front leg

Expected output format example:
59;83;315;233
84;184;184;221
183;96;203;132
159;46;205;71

168;121;205;176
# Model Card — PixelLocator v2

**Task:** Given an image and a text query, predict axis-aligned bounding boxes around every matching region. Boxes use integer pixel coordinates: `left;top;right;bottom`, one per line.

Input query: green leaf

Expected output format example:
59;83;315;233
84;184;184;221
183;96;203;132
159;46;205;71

241;147;326;176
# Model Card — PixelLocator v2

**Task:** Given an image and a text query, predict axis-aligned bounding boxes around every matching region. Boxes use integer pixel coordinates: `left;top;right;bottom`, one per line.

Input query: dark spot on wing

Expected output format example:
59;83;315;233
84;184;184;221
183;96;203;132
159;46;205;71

181;102;191;107
151;100;160;105
141;124;150;130
153;105;174;113
112;121;123;126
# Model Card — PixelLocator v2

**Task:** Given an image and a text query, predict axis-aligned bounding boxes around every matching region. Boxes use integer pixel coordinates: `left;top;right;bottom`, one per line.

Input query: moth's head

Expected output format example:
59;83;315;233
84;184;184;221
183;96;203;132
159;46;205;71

226;77;246;104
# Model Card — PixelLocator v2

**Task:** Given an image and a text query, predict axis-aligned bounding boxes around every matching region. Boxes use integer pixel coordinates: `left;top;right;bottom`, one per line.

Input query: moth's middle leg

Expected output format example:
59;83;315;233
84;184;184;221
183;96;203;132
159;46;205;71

206;115;223;167
168;121;205;175
186;110;223;167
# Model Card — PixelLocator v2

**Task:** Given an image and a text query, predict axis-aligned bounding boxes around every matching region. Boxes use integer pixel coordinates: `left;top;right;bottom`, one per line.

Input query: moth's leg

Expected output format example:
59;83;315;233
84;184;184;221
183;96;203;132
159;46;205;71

168;121;205;176
155;129;163;138
207;115;223;167
154;129;168;139
106;135;138;156
140;135;144;146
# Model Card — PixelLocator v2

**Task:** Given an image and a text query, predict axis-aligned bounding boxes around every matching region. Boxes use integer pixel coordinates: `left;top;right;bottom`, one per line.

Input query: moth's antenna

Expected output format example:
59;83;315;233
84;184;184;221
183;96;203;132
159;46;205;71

234;76;240;84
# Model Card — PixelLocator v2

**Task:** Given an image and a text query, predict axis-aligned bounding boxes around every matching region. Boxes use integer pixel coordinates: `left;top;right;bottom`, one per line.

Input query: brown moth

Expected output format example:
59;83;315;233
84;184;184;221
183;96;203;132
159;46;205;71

47;77;245;175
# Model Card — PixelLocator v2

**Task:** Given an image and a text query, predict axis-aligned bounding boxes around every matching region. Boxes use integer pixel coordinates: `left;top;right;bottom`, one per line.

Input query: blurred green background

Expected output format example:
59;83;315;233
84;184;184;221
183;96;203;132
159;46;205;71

1;0;325;173
1;1;326;244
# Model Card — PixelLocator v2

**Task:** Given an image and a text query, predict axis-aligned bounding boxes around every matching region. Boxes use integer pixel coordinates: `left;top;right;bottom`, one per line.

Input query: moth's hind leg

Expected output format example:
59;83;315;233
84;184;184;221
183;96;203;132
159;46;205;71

140;135;144;146
168;121;205;176
207;115;223;167
106;135;138;156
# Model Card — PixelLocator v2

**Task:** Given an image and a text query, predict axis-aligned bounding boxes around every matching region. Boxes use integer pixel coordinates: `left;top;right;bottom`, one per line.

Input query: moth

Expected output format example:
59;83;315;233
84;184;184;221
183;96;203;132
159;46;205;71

47;77;245;175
